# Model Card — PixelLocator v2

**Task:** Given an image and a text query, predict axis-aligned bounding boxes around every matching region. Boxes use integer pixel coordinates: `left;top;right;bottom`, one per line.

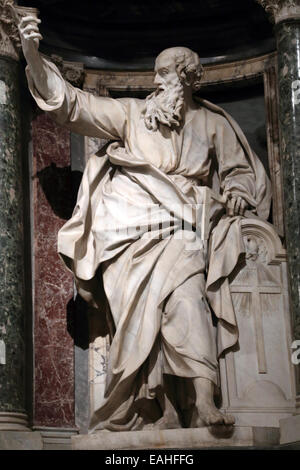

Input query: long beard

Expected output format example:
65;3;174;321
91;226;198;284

142;78;184;132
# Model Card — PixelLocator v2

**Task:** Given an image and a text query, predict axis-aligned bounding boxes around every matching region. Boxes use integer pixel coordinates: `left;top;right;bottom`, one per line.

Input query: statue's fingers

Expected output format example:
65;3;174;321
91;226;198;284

226;198;235;216
229;203;235;216
19;16;41;29
20;24;39;34
234;196;242;215
239;199;247;215
223;191;230;203
20;15;41;24
24;32;43;41
231;197;239;216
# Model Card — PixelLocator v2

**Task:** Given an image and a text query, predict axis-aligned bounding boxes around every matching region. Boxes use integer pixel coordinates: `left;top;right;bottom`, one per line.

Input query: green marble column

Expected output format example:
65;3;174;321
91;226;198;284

0;7;28;430
275;17;300;396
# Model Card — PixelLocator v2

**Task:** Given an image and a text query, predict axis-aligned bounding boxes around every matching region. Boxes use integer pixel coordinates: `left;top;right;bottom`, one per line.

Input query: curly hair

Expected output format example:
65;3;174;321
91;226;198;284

157;47;204;91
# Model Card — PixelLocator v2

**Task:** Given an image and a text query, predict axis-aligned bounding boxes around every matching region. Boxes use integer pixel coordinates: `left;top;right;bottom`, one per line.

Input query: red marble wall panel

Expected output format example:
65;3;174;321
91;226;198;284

32;112;75;427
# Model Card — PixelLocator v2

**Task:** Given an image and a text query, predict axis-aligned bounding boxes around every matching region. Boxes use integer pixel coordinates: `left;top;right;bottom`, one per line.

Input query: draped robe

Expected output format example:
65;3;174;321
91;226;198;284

26;58;271;431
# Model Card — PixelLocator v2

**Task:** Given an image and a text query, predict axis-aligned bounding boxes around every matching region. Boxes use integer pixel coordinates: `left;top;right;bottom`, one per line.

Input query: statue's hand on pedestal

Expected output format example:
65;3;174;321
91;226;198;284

224;193;248;217
18;15;42;65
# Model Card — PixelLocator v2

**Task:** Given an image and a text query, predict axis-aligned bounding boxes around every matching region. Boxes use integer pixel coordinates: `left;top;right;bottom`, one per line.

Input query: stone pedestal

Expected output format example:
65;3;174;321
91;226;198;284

33;426;78;450
219;218;295;427
0;431;42;450
72;426;280;450
280;414;300;446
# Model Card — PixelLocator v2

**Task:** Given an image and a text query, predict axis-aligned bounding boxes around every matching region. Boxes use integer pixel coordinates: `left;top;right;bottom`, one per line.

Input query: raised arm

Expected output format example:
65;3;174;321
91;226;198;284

19;16;126;140
19;15;54;100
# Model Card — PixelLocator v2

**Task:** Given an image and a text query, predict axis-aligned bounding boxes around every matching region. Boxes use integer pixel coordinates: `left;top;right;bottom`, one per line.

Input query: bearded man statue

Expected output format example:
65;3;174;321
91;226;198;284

19;15;271;432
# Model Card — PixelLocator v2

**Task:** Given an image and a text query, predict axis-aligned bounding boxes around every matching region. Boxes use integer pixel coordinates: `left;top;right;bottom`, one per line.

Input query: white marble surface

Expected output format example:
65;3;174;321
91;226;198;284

21;16;293;433
33;426;78;450
0;431;43;450
219;219;296;428
280;415;300;445
72;426;279;450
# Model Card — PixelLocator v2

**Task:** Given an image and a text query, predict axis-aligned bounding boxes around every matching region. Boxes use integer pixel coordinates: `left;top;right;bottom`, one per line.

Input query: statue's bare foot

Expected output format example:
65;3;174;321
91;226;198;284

192;377;235;427
195;402;235;426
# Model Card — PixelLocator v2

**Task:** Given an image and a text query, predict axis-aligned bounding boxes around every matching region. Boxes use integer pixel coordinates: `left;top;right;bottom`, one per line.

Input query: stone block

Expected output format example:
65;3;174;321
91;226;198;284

280;415;300;445
72;426;279;450
0;431;43;450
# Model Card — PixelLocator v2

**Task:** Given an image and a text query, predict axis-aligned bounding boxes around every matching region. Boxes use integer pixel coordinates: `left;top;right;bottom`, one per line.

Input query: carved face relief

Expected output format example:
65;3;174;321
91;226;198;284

244;235;267;264
256;0;300;23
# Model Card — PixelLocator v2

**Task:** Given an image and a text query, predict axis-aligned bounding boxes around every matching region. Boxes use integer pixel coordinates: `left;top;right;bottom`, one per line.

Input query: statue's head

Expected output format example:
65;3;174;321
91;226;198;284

154;47;203;91
143;47;204;131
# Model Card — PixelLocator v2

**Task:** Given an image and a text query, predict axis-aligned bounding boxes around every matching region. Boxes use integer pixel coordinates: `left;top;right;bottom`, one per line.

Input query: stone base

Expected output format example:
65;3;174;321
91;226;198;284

280;415;300;446
72;426;280;450
0;412;30;431
33;427;78;450
0;431;43;450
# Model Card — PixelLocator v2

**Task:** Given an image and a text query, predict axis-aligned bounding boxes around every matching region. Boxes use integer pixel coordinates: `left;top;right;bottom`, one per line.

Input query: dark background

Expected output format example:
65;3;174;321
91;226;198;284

19;0;275;69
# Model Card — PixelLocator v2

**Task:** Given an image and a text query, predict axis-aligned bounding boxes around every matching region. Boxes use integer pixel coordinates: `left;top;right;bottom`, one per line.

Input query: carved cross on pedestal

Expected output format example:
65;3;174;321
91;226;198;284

230;239;282;374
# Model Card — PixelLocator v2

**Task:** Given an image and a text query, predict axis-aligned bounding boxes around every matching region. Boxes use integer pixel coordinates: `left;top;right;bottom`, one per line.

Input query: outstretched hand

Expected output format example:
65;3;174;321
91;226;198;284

18;15;43;63
15;13;50;101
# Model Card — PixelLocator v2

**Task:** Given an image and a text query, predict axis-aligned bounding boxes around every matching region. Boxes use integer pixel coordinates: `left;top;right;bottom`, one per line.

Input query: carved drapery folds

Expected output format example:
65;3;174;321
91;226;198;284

82;75;110;163
256;0;300;23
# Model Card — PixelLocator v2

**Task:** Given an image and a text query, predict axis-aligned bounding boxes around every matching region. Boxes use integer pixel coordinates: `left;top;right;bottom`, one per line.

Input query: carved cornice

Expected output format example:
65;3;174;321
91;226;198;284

84;52;277;93
256;0;300;24
0;2;39;61
0;0;21;60
49;54;85;88
241;218;286;264
0;412;30;431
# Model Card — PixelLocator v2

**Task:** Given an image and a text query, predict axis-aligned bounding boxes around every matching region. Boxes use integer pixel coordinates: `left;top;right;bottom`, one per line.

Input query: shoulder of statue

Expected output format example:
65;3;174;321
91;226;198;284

196;99;230;126
115;96;146;114
192;99;219;120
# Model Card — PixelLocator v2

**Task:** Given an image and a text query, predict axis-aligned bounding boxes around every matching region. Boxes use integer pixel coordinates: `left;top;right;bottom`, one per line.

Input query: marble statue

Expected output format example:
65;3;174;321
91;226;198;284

19;15;272;432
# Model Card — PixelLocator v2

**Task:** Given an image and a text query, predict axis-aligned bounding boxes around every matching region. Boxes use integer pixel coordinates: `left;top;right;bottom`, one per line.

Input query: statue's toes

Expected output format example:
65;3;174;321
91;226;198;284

223;413;235;425
196;406;235;427
205;410;235;426
205;411;225;425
